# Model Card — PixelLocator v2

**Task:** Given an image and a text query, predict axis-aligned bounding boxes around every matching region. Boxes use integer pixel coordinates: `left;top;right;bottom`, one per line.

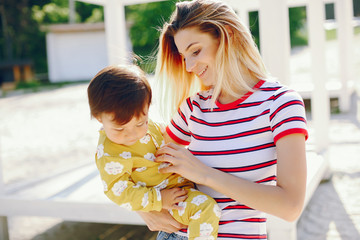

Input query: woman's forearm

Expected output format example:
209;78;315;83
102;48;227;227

202;134;307;221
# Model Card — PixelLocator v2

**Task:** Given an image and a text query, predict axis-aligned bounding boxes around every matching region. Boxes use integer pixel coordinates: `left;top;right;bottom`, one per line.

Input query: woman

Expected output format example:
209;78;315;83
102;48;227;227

139;0;308;239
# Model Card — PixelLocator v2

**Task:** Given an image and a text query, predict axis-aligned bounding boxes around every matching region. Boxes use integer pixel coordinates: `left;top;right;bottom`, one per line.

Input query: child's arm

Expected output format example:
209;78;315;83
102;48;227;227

97;155;186;212
97;155;161;212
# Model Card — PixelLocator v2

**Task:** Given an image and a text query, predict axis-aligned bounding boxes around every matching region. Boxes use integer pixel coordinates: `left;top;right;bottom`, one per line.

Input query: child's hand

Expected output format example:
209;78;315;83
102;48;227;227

160;188;188;210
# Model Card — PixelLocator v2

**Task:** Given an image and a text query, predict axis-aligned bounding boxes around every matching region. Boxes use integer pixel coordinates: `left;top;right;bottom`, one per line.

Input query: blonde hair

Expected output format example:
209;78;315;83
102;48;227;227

155;0;269;120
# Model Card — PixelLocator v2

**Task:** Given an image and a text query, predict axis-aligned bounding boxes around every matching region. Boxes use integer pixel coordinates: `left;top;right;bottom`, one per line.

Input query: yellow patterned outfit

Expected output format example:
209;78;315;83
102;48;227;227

95;120;220;239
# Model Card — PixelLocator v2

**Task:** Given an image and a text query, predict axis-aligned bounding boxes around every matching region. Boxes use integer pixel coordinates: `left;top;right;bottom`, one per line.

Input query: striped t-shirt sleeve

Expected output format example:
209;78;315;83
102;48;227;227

166;97;192;145
269;89;308;144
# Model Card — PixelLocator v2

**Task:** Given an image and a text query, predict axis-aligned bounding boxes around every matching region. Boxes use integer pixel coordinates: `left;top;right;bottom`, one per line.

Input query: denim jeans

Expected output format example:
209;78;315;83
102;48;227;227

156;231;188;240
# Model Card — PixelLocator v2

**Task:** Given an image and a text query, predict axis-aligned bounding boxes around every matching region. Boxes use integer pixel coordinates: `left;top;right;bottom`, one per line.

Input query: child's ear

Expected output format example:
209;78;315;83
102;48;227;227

95;115;102;123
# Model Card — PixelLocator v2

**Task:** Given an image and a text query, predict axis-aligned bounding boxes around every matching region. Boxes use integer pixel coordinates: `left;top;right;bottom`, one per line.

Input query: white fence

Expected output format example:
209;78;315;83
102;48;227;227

77;0;357;152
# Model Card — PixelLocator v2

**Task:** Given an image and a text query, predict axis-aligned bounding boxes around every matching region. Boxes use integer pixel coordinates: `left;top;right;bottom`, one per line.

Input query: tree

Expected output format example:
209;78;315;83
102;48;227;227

125;1;175;72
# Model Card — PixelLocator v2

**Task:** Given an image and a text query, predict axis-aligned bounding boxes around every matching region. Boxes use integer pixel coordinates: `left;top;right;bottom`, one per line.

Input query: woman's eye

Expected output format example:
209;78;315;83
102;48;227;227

192;50;200;56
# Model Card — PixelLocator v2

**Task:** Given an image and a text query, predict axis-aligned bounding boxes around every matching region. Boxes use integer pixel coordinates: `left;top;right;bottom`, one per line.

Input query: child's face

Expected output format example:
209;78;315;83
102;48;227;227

97;108;149;146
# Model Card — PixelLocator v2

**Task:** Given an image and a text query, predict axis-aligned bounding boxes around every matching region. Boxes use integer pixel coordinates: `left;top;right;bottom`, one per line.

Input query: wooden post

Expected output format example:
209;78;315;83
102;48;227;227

23;65;33;82
307;0;330;152
13;65;21;83
259;0;291;86
335;0;354;112
103;0;129;65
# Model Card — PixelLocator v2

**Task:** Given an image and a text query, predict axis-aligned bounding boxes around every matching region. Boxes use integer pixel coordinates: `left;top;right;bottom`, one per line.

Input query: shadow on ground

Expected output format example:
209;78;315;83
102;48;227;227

32;222;157;240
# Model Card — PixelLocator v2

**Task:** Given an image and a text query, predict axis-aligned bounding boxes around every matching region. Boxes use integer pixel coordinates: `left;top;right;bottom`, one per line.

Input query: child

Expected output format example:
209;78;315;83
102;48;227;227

87;65;221;240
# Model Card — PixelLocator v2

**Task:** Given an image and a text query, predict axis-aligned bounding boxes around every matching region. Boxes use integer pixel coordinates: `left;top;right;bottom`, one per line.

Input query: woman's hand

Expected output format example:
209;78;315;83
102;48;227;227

137;209;187;233
155;143;213;185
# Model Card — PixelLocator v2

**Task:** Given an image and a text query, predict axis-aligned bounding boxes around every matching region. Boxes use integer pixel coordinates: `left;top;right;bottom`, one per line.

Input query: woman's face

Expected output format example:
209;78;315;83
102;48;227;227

174;27;220;87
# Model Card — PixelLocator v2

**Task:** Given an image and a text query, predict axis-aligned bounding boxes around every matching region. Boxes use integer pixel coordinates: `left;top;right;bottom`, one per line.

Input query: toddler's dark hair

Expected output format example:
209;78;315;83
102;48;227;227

87;65;152;124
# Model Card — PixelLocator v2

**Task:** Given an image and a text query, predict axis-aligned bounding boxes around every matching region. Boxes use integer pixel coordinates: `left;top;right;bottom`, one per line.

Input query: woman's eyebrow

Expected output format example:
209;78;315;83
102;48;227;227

185;42;199;52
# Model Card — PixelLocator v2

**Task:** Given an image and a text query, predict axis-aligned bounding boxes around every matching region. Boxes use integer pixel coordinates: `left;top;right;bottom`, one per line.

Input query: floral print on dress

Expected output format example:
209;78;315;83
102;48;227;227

102;180;108;192
198;223;214;238
112;180;128;196
155;188;162;201
135;167;147;172
154;179;169;190
96;144;104;159
104;161;124;175
192;195;208;206
190;210;202;220
140;134;151;144
119;151;131;159
178;177;185;183
178;202;187;216
158;162;171;171
119;202;132;211
133;181;147;188
213;204;221;218
142;192;149;208
144;152;155;161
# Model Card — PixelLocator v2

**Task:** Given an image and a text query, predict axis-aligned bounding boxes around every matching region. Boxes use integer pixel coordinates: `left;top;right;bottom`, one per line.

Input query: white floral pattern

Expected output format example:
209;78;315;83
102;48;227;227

139;134;151;144
192;195;208;206
144;152;155;161
177;202;187;216
135;167;147;172
213;204;221;218
141;192;149;208
120;202;132;211
119;151;131;159
199;223;214;237
96;144;104;159
133;181;147;188
190;210;202;220
158;163;171;171
177;177;185;183
112;180;128;196
154;179;169;190
104;161;124;175
102;180;108;192
155;188;162;201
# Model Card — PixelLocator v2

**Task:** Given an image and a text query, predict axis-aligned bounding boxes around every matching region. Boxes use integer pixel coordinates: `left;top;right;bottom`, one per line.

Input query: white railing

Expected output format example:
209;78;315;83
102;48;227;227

226;0;356;152
78;0;356;153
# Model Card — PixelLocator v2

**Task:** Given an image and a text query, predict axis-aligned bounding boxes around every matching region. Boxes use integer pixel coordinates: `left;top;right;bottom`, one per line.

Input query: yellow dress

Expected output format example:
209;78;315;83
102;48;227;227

95;121;220;239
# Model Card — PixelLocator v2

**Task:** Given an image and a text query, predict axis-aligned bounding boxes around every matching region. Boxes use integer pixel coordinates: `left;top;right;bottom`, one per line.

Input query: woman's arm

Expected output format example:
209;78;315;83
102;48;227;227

137;208;187;233
155;134;307;221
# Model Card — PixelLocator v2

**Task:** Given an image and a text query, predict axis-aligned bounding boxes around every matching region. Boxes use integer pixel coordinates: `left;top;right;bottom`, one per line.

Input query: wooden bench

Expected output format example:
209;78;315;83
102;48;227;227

0;150;329;240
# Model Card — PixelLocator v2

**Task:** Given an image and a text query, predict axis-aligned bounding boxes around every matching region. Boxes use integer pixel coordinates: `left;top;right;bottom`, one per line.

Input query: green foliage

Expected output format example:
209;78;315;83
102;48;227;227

0;0;104;77
249;7;308;51
289;6;307;47
32;3;70;24
76;2;104;23
125;1;176;73
0;0;47;73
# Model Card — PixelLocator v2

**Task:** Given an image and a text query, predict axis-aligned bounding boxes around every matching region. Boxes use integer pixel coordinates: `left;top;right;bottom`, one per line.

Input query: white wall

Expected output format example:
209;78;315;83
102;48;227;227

46;23;108;82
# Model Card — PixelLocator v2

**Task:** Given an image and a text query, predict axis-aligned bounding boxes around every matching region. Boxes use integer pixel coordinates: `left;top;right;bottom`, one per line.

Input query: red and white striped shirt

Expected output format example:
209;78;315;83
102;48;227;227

166;80;308;239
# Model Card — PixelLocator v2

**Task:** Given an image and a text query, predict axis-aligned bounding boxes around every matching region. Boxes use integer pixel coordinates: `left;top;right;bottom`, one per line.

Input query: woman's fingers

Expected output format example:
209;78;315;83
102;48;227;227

156;142;183;157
